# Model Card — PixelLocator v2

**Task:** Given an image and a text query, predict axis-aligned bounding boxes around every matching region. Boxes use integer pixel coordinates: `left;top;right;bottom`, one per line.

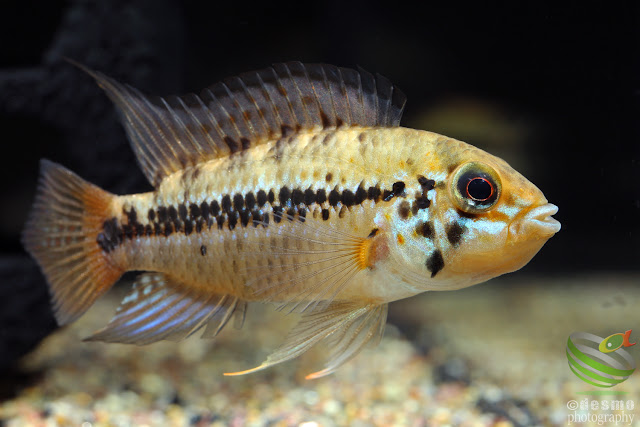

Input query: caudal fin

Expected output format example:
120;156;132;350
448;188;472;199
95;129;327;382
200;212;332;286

22;160;125;325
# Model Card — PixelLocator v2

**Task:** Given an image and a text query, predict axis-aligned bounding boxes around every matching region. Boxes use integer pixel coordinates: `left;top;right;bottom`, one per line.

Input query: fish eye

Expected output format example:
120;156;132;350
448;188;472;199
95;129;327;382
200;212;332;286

450;162;501;213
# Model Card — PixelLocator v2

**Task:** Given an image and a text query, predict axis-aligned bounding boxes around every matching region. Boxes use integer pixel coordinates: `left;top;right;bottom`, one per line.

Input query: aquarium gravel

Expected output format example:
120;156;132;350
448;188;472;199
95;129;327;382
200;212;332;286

2;275;639;426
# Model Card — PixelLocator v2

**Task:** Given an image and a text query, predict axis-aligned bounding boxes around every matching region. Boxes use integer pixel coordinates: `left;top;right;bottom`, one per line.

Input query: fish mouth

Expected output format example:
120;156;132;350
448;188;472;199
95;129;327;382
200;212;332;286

522;203;561;236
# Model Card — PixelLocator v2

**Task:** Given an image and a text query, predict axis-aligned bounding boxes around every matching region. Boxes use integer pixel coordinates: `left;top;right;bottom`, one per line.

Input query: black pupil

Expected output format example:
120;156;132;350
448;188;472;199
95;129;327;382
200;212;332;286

466;177;493;201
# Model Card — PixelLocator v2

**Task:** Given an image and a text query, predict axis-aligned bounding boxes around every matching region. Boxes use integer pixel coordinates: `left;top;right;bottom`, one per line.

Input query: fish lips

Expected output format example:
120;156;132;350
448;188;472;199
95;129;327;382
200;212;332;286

510;203;561;241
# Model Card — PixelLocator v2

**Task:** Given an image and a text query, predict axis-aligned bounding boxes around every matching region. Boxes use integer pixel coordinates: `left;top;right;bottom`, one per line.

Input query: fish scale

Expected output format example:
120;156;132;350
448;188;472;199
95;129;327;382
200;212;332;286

22;62;560;378
110;127;431;303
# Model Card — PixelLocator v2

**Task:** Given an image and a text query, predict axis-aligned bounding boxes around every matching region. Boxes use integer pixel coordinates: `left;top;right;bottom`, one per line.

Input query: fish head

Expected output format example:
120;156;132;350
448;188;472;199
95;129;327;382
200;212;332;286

384;138;560;294
437;143;561;286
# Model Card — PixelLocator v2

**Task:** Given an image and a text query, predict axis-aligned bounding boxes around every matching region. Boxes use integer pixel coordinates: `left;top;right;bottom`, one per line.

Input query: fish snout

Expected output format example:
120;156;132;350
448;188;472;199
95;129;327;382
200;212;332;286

509;203;561;241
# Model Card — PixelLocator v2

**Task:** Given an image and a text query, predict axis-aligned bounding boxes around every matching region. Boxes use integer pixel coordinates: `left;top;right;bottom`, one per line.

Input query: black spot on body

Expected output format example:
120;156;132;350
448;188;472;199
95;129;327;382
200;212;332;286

200;245;207;256
184;220;194;235
299;208;306;221
228;212;238;230
200;202;210;219
418;176;435;191
321;209;330;221
145;224;153;236
398;201;411;219
233;194;244;211
189;203;201;219
316;189;327;204
268;190;275;204
148;209;156;221
178;204;188;221
286;207;296;220
252;210;263;226
382;189;393;202
257;190;268;207
446;222;465;246
273;206;283;223
221;195;232;213
125;208;137;224
326;173;333;182
157;206;168;222
415;196;430;209
341;189;355;206
392;181;406;196
122;224;133;239
217;215;225;229
368;186;381;201
292;189;304;205
279;187;291;206
328;189;340;206
195;220;204;233
97;217;121;252
240;137;251;150
367;228;379;238
304;188;316;205
245;192;256;210
210;200;221;217
239;210;250;227
417;221;434;239
164;222;174;237
168;206;178;221
426;250;445;278
354;186;367;204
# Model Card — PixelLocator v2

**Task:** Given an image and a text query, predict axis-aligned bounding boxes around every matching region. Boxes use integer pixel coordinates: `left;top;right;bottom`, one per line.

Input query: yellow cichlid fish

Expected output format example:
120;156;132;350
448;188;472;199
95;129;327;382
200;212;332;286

22;62;560;379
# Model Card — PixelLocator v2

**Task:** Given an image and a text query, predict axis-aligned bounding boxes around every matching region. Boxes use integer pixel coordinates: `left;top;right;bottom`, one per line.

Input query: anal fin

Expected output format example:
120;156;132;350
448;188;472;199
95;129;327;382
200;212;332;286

224;302;388;379
86;273;245;345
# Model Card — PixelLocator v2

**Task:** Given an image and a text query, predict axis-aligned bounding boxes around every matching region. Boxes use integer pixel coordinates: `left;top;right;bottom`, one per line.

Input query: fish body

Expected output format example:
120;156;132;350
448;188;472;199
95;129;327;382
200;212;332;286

22;62;560;378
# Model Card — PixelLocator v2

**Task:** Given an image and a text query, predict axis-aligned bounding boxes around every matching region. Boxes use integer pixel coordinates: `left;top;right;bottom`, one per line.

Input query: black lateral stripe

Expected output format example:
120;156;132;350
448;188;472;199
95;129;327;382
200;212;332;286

99;181;404;252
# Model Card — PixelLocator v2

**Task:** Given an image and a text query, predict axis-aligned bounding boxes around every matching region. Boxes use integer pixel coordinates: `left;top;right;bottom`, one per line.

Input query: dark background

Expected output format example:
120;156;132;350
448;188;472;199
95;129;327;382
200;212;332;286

0;1;638;368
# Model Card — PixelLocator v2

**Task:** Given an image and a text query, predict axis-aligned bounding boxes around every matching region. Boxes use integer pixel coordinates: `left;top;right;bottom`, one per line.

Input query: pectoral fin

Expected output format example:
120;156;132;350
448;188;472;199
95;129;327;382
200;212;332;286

224;302;388;379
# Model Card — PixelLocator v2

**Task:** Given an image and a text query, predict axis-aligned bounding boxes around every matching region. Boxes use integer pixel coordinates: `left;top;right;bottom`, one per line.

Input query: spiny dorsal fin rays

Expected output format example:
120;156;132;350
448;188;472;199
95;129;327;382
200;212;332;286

223;302;387;378
72;60;406;187
85;272;245;345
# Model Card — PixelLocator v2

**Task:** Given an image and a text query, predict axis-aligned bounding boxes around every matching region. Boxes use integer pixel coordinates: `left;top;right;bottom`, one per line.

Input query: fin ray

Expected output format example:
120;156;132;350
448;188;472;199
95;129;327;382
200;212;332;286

22;160;124;325
224;302;387;377
75;61;406;186
238;215;370;312
86;273;245;344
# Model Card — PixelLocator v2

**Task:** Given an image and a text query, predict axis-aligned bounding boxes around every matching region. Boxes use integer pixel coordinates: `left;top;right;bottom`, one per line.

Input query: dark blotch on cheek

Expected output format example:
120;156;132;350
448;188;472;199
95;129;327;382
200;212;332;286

446;222;465;246
426;250;444;278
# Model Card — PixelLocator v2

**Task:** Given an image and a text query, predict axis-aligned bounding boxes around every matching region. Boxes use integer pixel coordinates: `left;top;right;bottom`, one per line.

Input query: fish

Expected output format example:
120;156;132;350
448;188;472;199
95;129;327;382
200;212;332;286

22;61;561;379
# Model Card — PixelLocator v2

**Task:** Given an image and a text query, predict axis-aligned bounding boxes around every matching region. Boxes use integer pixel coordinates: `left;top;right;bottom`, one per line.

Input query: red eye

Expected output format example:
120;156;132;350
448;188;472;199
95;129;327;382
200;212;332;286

466;177;494;202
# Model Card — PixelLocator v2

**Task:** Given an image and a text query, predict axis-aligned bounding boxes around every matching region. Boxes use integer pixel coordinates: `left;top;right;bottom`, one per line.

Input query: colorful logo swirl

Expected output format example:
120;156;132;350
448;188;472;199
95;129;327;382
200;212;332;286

566;332;636;388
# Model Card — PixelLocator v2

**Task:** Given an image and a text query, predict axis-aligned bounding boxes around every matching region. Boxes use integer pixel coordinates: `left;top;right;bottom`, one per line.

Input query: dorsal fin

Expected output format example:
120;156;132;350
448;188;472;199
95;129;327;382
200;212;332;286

76;61;406;186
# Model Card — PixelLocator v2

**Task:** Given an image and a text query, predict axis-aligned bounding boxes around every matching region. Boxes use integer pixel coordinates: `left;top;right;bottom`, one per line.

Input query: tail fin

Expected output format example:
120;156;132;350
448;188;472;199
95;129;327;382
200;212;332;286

22;160;125;325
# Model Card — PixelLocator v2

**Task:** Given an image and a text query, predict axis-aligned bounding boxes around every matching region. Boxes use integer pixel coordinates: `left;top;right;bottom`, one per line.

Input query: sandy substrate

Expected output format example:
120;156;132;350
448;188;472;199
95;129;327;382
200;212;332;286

1;273;639;426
